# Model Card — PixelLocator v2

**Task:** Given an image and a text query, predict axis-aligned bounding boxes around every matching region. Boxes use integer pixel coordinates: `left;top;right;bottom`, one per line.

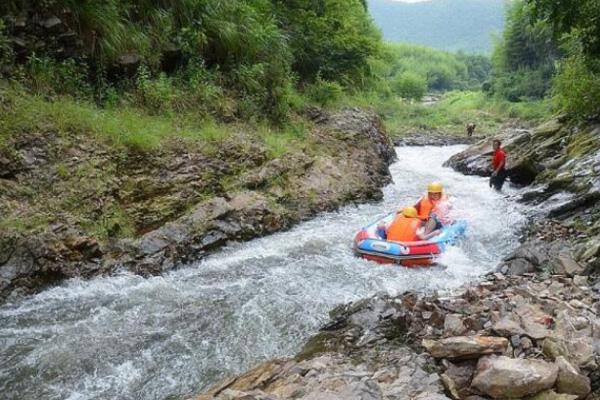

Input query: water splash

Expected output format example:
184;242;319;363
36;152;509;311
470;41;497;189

0;146;526;400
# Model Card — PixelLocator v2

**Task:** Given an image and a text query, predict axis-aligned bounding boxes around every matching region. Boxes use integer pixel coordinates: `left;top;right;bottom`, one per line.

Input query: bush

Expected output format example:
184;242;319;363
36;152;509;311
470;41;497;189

17;55;92;98
552;54;600;119
488;0;558;101
392;72;427;101
306;78;344;106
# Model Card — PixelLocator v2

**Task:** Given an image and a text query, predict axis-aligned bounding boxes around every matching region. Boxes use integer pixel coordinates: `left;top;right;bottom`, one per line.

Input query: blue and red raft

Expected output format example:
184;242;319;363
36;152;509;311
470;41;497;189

353;213;467;267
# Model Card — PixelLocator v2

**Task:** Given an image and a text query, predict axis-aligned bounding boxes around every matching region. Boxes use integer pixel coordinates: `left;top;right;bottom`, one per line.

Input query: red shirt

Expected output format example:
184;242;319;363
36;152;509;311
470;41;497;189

492;148;506;170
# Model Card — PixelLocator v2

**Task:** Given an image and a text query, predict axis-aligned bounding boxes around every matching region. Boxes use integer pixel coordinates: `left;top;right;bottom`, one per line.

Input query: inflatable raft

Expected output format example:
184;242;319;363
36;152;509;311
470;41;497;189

353;213;467;266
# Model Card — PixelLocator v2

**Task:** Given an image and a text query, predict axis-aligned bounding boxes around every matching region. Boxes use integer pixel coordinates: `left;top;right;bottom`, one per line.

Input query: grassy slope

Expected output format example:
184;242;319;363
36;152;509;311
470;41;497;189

0;84;310;240
1;75;551;243
340;90;551;138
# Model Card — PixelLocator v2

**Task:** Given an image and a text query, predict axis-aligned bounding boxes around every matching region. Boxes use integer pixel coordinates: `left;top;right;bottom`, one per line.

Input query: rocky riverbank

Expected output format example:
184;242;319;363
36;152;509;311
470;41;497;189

0;107;396;302
192;272;599;400
191;118;600;400
444;117;600;274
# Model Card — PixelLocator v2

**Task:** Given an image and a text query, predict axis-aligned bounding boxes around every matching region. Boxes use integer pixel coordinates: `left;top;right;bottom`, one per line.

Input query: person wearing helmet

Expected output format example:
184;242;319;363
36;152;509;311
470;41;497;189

414;182;451;238
386;206;423;242
414;182;448;220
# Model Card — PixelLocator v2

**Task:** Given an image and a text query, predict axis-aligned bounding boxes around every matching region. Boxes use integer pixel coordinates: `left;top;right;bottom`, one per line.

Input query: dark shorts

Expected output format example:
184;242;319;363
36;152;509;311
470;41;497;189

490;168;507;191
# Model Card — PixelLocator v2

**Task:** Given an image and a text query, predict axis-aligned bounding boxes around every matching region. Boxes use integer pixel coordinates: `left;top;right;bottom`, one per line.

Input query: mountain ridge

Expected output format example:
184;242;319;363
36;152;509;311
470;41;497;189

368;0;505;53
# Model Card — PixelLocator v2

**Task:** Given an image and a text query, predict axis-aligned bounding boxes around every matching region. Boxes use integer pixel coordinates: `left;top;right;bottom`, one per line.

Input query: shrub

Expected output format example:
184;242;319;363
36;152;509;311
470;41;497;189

306;78;344;106
552;54;600;119
17;55;92;98
392;72;427;101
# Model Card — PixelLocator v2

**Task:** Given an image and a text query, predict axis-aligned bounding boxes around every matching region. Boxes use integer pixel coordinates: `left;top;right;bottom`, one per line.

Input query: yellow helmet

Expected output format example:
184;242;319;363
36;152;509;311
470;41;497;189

402;206;418;218
427;182;443;193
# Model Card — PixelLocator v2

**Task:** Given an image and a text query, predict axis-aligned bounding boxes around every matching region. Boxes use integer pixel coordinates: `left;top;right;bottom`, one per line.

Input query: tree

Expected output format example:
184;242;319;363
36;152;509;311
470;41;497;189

488;0;558;101
392;72;427;101
526;0;600;60
272;0;381;85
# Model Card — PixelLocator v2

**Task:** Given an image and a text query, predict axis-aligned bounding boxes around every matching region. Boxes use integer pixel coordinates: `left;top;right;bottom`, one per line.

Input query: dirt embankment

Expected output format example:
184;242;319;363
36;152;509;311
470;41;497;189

0;107;396;302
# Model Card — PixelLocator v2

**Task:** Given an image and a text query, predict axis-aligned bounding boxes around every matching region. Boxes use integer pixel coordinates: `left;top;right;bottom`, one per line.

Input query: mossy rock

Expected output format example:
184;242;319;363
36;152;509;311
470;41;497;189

295;332;344;361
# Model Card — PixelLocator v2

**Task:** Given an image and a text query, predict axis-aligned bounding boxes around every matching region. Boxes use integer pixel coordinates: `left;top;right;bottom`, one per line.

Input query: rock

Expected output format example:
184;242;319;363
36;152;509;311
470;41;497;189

553;254;584;276
1;108;397;302
555;356;591;399
440;360;476;399
528;390;578;400
444;314;467;336
521;336;533;350
572;275;588;287
492;317;525;337
39;16;62;30
422;336;508;359
117;53;141;66
471;355;558;399
515;304;552;340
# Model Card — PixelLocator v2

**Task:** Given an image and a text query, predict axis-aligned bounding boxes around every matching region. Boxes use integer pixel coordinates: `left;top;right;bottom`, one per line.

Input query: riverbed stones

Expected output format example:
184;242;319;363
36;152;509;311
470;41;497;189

422;336;508;359
555;356;591;399
529;390;578;400
553;252;585;276
491;317;525;337
471;355;558;399
444;314;467;336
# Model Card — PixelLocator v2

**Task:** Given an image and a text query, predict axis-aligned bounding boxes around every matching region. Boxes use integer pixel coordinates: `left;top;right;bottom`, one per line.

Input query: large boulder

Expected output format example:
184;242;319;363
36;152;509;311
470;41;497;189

471;355;558;399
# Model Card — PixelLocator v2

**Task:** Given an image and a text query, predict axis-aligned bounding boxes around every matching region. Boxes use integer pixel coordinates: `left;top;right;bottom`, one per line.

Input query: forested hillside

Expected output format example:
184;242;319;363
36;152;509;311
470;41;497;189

368;0;505;53
487;0;600;119
0;0;380;123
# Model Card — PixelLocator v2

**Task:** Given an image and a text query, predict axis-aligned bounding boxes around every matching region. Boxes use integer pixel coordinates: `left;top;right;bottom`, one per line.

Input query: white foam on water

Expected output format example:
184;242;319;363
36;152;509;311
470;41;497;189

0;146;527;400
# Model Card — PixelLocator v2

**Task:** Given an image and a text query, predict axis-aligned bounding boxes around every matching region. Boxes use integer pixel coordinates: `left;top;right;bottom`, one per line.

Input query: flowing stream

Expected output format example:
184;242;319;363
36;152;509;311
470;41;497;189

0;146;526;400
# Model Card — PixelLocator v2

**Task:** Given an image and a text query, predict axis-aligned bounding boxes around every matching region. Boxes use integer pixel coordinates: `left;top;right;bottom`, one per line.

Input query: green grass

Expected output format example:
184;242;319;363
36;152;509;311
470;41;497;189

257;121;309;158
0;85;238;151
334;90;551;138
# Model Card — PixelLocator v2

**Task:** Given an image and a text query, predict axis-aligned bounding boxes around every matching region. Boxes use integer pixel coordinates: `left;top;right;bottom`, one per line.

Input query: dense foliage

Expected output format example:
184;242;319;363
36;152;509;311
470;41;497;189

526;0;600;119
370;43;491;100
0;0;379;121
490;0;600;119
487;0;558;101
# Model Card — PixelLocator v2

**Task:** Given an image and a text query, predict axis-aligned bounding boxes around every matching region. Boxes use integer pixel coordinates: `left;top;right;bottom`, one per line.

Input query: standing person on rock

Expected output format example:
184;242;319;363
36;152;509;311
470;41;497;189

490;139;507;191
466;123;476;137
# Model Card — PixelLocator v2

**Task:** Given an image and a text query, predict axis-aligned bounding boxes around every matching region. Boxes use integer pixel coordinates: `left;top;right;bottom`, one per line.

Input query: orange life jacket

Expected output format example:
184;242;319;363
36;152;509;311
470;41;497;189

415;193;448;219
387;216;421;242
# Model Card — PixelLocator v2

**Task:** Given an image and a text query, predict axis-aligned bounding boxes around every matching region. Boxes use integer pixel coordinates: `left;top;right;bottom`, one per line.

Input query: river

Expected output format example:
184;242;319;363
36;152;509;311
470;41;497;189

0;146;526;400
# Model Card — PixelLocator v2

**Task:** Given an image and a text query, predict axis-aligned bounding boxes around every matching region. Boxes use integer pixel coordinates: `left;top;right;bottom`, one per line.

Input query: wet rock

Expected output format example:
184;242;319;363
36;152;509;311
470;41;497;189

496;240;552;275
422;336;508;359
1;107;397;302
471;355;558;399
394;135;482;147
555;356;591;399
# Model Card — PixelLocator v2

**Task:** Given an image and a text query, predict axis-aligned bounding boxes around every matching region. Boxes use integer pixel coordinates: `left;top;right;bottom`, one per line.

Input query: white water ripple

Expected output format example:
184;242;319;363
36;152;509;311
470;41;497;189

0;146;526;400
